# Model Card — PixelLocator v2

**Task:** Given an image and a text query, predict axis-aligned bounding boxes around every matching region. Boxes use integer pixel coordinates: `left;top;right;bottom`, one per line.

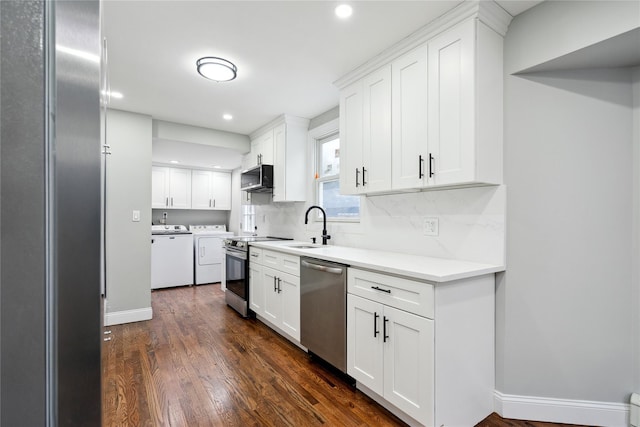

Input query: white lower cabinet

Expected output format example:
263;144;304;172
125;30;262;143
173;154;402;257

249;248;300;342
263;267;300;339
347;267;495;427
248;249;264;315
348;295;433;426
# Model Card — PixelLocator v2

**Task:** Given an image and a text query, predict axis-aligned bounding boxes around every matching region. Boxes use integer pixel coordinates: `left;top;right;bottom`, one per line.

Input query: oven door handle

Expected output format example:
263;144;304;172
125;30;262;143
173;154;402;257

225;249;247;261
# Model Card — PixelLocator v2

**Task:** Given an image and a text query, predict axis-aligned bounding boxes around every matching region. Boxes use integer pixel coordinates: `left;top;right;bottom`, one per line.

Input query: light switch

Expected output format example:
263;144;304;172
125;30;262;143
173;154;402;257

132;210;141;222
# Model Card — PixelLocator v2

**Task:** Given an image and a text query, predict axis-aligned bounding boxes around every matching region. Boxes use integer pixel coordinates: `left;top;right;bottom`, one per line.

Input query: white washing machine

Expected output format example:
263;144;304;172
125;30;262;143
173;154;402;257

189;225;234;285
151;225;194;289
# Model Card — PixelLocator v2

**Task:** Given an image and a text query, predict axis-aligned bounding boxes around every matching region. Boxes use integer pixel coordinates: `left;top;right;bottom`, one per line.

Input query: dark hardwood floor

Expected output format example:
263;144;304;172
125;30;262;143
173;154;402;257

102;284;586;427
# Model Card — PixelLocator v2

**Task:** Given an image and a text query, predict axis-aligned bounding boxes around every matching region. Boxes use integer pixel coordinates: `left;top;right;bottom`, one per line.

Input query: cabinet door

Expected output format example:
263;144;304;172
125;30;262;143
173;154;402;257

339;81;363;195
260;130;274;165
191;170;213;209
272;123;286;202
383;305;434;425
347;294;384;394
262;267;280;324
211;171;231;210
151;167;169;208
249;263;264;316
279;271;300;340
391;47;428;190
428;19;475;186
168;168;192;209
362;65;392;193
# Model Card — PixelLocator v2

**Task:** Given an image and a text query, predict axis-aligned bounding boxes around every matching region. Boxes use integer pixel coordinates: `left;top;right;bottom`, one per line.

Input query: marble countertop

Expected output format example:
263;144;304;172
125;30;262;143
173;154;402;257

249;241;504;283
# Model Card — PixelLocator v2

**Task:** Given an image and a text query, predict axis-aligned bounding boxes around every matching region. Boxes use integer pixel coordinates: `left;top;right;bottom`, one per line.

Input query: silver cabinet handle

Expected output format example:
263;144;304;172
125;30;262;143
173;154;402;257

171;197;174;206
301;260;344;275
209;199;212;207
166;197;169;207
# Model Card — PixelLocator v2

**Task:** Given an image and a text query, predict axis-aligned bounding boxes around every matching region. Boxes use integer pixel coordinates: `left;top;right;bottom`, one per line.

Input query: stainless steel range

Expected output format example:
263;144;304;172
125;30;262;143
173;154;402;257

224;236;292;317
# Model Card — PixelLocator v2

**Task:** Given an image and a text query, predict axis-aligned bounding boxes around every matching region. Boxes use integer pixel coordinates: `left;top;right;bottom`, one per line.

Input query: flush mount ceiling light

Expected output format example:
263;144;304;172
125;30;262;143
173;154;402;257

335;4;353;19
196;57;237;82
223;113;233;120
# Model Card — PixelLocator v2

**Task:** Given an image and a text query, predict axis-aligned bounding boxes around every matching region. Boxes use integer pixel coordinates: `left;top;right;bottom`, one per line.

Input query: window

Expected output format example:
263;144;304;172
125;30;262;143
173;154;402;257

316;133;360;220
241;204;255;234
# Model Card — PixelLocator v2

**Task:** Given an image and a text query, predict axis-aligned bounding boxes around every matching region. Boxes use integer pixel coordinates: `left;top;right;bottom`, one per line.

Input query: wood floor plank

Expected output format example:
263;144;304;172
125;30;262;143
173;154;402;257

102;284;581;427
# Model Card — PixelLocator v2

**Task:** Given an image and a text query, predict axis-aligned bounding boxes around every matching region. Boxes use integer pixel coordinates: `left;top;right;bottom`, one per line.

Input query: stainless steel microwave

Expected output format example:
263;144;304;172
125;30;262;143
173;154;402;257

240;164;273;192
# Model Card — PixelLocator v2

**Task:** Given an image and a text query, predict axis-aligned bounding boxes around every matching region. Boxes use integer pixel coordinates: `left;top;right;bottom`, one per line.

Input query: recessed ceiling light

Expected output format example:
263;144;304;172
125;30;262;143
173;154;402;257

335;4;353;19
223;114;233;120
196;57;237;82
169;160;179;164
213;165;222;169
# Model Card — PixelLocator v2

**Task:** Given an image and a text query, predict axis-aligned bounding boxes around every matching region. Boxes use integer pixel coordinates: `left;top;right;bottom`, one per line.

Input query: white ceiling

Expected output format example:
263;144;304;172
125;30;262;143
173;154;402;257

103;0;542;169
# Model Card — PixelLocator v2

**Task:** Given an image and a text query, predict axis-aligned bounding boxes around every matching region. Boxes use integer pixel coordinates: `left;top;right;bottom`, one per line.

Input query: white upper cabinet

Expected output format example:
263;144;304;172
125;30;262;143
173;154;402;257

362;66;392;193
336;3;510;194
391;46;428;190
191;170;231;210
246;128;274;169
151;166;191;209
339;81;364;195
153;167;230;211
249;115;309;202
427;18;504;187
340;66;392;195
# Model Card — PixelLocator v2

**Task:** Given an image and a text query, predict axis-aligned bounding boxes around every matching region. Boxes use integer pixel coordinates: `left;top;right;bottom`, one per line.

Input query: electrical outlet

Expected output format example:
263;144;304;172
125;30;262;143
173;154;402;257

423;217;439;236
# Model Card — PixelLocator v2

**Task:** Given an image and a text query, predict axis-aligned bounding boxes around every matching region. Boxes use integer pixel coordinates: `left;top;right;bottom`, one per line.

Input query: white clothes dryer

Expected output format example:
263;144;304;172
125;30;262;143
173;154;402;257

189;225;234;285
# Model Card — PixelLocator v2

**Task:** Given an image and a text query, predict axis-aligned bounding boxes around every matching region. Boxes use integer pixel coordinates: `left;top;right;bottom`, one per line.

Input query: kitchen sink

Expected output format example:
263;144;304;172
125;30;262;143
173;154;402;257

288;244;322;249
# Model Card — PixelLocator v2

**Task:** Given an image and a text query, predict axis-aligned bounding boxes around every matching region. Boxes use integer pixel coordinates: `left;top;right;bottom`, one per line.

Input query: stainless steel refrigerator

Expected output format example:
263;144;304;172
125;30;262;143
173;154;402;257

0;1;102;425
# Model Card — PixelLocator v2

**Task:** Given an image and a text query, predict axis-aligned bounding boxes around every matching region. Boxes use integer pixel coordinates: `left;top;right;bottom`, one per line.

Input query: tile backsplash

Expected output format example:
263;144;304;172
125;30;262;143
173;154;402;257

244;185;505;266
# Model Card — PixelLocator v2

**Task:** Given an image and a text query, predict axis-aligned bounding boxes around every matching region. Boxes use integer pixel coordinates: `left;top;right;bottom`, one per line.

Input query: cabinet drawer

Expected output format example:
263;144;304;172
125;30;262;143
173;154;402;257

249;247;262;264
262;249;300;276
347;268;434;319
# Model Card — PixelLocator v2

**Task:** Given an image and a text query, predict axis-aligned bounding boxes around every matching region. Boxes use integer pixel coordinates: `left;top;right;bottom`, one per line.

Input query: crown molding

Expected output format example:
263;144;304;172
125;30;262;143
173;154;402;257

249;114;310;140
333;0;512;90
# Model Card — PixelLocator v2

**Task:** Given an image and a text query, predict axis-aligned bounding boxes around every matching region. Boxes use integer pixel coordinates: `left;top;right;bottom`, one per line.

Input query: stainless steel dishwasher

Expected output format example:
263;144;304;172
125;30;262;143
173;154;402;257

300;257;349;373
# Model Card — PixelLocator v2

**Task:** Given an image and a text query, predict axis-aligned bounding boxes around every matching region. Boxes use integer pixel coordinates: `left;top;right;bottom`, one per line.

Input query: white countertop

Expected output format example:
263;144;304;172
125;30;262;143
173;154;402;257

249;241;504;283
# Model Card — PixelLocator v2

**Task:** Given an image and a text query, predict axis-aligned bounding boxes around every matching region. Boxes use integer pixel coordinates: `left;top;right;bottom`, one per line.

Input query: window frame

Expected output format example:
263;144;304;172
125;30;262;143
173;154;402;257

311;123;360;223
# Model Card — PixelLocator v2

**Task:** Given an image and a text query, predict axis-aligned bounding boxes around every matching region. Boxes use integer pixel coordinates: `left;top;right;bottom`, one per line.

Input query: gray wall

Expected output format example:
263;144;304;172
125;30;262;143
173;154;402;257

498;0;639;403
506;0;640;74
151;208;229;227
106;109;152;315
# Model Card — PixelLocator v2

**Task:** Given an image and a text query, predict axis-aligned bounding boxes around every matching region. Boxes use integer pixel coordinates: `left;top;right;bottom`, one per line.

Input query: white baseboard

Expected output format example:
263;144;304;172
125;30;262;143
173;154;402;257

104;307;153;326
494;390;629;426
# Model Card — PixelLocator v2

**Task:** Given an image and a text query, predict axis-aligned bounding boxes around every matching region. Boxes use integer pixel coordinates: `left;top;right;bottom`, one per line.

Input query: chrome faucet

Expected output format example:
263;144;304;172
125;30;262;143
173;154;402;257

304;205;330;245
